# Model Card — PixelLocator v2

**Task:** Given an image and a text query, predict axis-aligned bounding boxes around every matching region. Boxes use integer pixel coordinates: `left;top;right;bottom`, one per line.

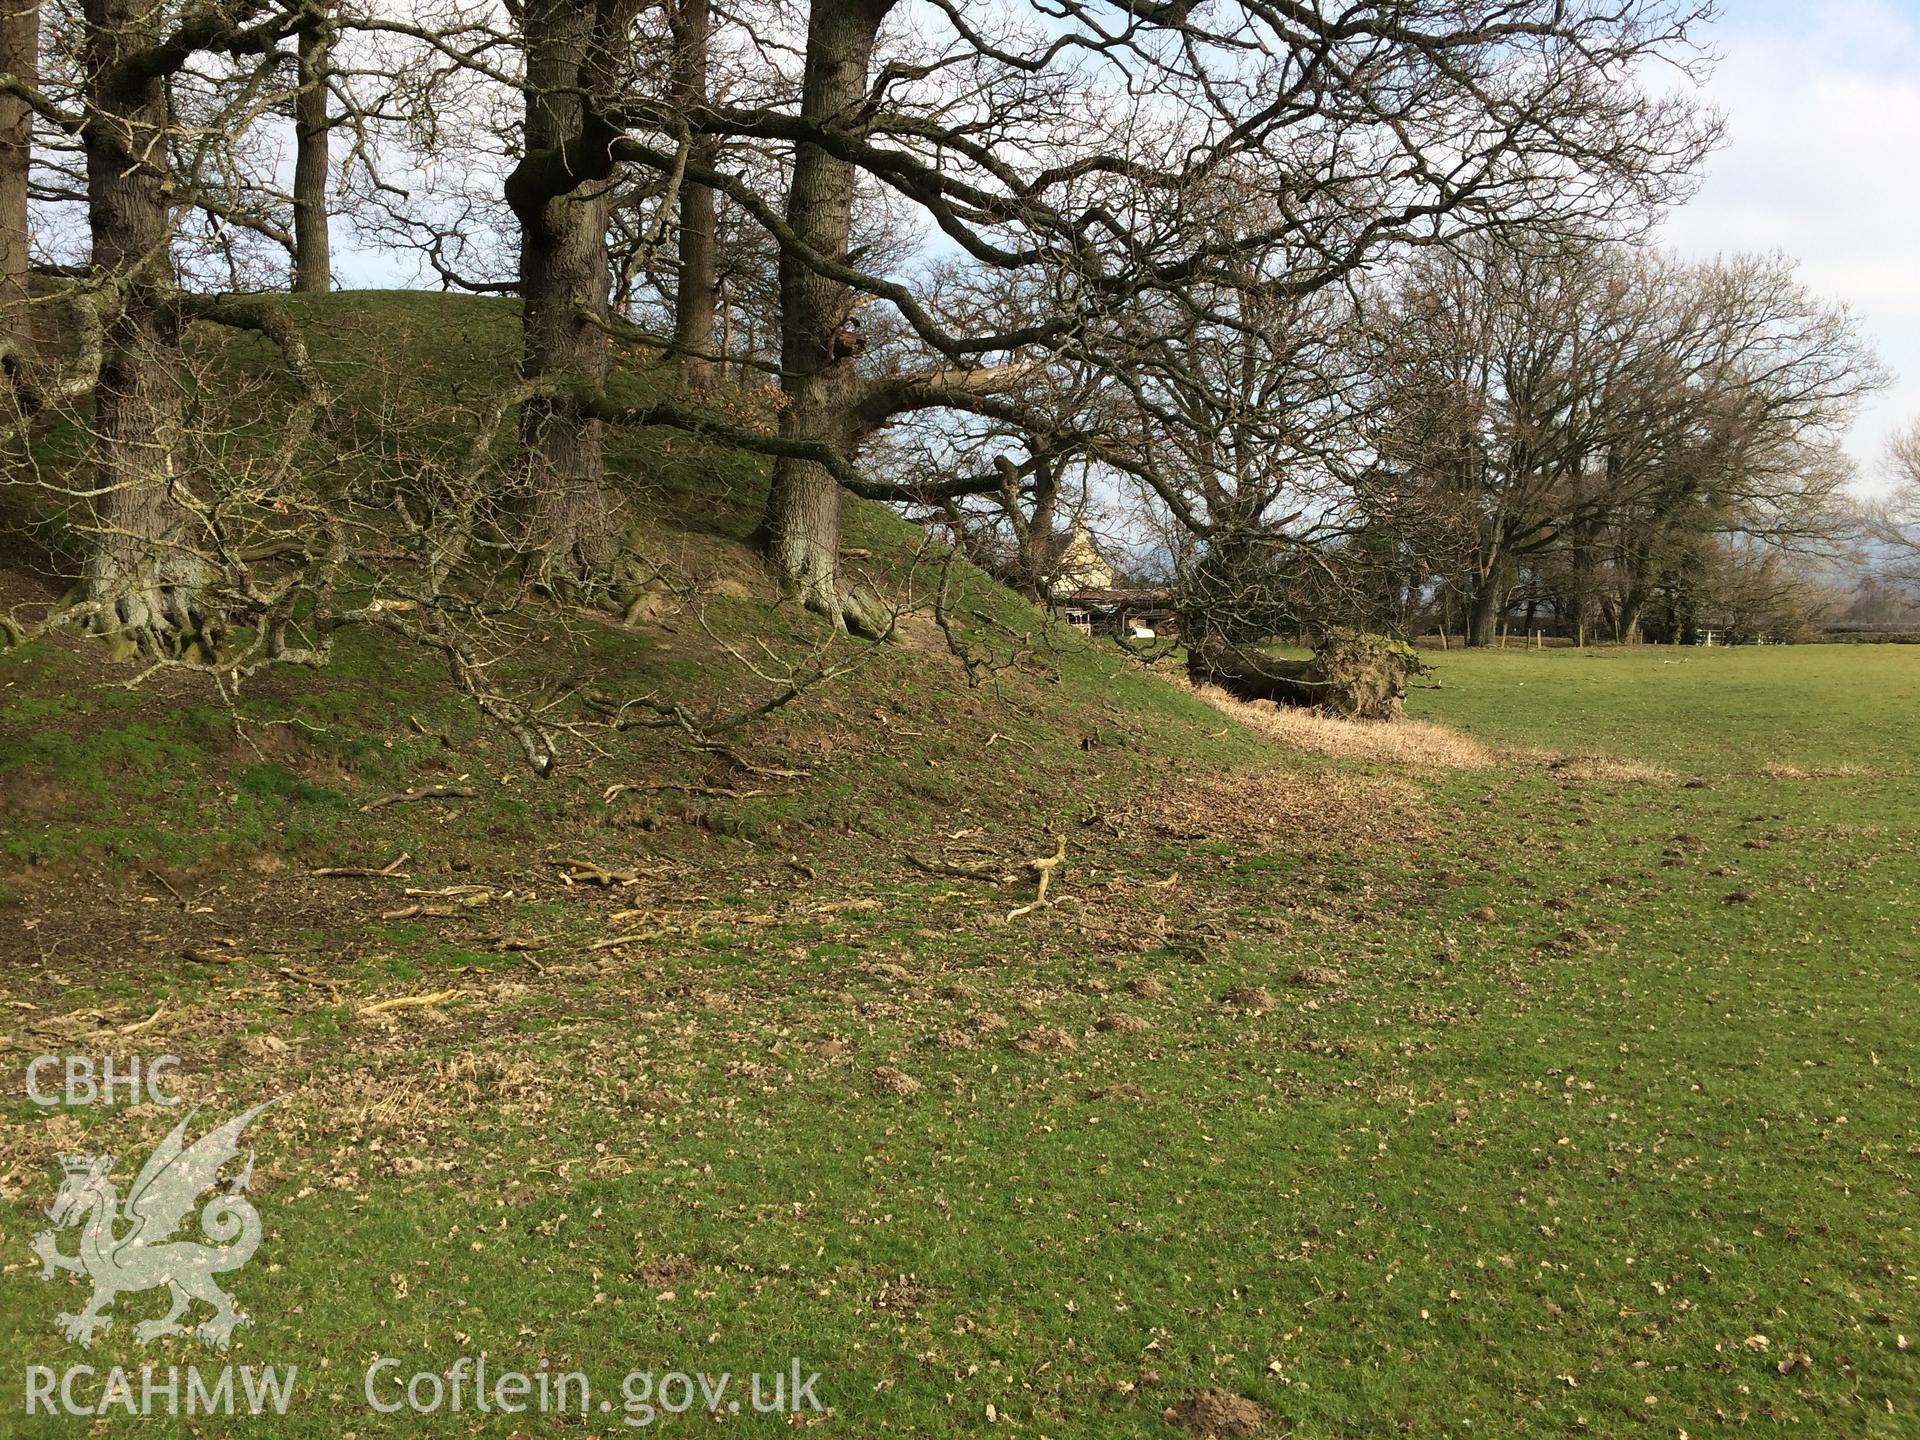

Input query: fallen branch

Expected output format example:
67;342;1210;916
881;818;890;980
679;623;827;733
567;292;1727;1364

312;852;411;878
357;988;462;1017
905;853;1014;885
380;888;501;921
118;1003;170;1034
277;966;344;1002
587;933;663;951
358;785;479;813
558;858;654;887
1006;835;1067;921
603;781;767;802
1030;834;1067;899
477;935;542;953
698;745;814;780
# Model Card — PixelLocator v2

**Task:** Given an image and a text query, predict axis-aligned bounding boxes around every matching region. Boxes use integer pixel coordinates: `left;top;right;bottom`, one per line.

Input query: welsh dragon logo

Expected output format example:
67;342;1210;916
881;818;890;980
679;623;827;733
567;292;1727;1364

31;1102;276;1349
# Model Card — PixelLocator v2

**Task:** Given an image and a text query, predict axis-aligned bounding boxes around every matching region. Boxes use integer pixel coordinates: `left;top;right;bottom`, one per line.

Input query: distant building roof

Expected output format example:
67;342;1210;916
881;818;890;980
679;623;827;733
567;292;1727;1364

1050;526;1115;594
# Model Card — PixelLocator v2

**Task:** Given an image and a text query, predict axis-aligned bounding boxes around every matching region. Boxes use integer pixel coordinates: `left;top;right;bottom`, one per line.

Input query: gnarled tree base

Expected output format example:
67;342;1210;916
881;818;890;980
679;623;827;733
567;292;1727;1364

83;550;219;662
522;481;627;606
761;522;892;639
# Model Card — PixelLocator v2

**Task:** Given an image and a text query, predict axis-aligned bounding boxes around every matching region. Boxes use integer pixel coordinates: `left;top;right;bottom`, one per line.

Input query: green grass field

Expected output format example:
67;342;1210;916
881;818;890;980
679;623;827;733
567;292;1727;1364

2;643;1914;1437
2;298;1915;1437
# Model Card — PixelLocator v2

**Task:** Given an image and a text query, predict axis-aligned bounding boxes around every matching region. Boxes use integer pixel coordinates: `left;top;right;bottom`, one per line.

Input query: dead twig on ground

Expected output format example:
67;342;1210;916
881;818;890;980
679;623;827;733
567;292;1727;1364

358;784;479;813
145;869;195;909
358;988;462;1017
558;858;660;887
603;781;767;802
312;852;410;878
906;853;1014;885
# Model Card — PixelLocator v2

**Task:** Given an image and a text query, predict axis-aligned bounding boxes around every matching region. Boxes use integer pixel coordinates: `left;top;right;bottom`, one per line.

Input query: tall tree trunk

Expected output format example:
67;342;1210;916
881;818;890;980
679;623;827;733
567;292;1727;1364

1015;455;1061;601
1617;591;1646;644
81;0;212;656
0;0;35;378
512;0;626;589
760;0;894;623
520;186;614;582
1465;573;1503;647
670;0;717;389
290;5;331;294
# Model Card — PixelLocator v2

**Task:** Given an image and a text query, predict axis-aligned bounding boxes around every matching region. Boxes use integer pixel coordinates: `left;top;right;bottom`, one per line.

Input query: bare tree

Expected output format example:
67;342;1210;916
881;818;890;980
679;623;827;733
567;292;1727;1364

505;0;646;589
1875;419;1920;589
290;0;332;292
0;0;35;374
1372;242;1880;645
667;0;716;388
570;0;1720;628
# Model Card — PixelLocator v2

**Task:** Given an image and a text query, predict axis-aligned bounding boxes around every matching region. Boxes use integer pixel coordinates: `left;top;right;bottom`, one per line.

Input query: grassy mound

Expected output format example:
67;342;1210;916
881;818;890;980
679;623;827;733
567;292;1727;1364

0;290;1261;887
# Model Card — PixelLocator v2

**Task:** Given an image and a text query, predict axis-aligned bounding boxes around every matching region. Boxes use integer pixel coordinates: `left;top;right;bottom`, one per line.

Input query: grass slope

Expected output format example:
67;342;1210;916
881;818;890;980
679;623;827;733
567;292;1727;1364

0;295;1916;1438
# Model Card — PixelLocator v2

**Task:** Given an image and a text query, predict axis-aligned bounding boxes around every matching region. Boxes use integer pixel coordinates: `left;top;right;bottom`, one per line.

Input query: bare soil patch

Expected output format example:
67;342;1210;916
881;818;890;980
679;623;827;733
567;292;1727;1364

1164;1389;1271;1437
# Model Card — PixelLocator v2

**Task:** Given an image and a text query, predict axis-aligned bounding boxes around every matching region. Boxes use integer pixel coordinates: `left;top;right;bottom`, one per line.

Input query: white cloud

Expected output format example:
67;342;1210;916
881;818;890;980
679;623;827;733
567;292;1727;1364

1659;0;1920;491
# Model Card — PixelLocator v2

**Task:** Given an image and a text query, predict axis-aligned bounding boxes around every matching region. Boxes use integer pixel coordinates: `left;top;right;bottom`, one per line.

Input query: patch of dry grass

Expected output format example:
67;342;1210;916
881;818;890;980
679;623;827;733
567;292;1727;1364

1544;753;1676;784
1759;761;1867;779
1181;679;1498;769
1182;676;1695;786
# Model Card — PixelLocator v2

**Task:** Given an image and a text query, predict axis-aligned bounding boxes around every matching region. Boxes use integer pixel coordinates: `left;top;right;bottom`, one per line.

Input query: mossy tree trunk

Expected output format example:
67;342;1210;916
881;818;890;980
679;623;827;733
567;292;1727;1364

510;0;634;591
80;0;214;657
0;0;35;378
1464;562;1504;647
290;4;331;294
670;0;717;391
758;0;893;625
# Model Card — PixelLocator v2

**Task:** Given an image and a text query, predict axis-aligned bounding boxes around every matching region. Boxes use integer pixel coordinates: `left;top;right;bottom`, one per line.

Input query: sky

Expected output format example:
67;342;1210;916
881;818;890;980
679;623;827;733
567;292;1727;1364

1657;0;1920;494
